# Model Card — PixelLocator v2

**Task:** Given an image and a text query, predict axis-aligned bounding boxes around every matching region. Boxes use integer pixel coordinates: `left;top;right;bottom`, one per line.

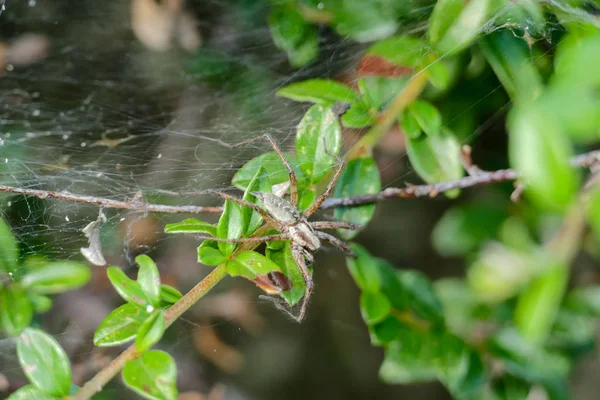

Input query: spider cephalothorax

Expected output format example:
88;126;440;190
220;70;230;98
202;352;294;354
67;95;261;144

202;134;361;322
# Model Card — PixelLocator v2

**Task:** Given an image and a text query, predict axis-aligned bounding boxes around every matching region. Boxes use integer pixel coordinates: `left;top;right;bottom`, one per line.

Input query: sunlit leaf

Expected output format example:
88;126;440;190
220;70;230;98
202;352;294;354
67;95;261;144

241;166;270;236
359;76;408;110
17;328;71;397
94;303;150;347
360;292;391;325
400;108;422;139
332;0;397;42
277;79;357;104
216;199;243;256
296;103;342;184
341;97;376;128
434;0;491;56
232;152;306;191
266;243;306;305
226;251;281;279
21;261;90;294
408;100;442;136
107;266;150;308
197;240;227;266
428;0;466;45
122;350;177;400
135;310;166;352
6;385;57;400
164;219;216;236
0;218;19;274
333;157;380;239
136;255;161;307
159;284;183;306
1;286;33;336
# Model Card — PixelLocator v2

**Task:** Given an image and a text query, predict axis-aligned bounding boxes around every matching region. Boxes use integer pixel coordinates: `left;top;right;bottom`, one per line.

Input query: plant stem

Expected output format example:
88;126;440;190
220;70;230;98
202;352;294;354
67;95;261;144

321;150;600;209
72;264;228;400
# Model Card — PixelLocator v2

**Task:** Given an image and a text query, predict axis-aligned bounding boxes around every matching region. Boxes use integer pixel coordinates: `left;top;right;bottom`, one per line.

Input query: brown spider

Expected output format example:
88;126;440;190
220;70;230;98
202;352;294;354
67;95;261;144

201;134;361;322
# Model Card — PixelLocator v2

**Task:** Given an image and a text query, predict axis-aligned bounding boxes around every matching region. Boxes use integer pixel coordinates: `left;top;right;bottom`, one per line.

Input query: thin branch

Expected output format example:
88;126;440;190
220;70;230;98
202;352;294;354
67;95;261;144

0;184;223;214
71;264;229;400
321;150;600;210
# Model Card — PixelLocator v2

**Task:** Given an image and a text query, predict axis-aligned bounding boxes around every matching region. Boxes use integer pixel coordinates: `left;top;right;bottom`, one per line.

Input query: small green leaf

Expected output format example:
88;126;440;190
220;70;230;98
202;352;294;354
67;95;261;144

365;35;427;68
269;6;319;68
106;266;149;308
346;243;382;293
159;284;183;306
428;0;466;45
277;79;357;104
241;166;271;236
232;152;306;191
406;129;463;192
408;100;442;136
1;286;33;336
400;109;422;139
94;303;150;347
333;157;380;239
6;385;57;400
296;104;342;184
332;0;397;42
136;311;166;352
164;219;216;236
266;243;306;305
360;292;391;325
21;261;90;294
341;98;376;128
17;328;71;397
28;293;53;313
508;106;578;213
298;188;316;212
565;286;600;316
136;255;161;308
370;316;403;345
0;218;19;274
122;350;177;400
359;76;408;111
434;0;491;56
216;198;244;256
226;251;281;279
197;240;227;266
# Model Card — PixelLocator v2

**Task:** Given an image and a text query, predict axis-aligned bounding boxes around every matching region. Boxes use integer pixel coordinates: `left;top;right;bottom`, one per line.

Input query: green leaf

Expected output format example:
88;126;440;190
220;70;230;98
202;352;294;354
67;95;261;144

94;303;150;347
21;261;90;294
480;30;543;102
360;292;391;325
277;79;357;104
346;243;382;293
1;286;33;336
406;129;463;192
17;328;71;397
216;198;243;256
266;243;306;306
296;104;342;184
359;76;408;111
136;255;161;308
28;293;53;313
432;204;507;257
332;0;398;42
122;350;177;400
0;218;19;274
226;251;281;279
428;0;466;45
341;97;376;128
164;219;216;236
106;266;149;308
365;35;428;68
241;166;271;236
6;385;58;400
434;0;491;56
197;240;227;266
333;157;380;239
269;6;318;68
565;286;600;316
136;311;166;352
298;188;316;212
400;108;422;139
232;152;306;191
159;284;183;306
508;106;578;213
408;100;442;136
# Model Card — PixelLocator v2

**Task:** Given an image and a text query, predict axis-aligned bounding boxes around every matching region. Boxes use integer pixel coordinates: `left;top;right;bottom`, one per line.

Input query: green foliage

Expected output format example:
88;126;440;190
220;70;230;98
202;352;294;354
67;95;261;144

122;350;178;400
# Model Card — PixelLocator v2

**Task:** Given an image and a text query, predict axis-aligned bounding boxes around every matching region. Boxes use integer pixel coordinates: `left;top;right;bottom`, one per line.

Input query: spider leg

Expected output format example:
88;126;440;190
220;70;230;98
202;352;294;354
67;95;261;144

311;221;363;230
314;231;355;257
228;134;299;207
290;243;314;323
303;154;346;218
195;234;288;243
206;189;282;228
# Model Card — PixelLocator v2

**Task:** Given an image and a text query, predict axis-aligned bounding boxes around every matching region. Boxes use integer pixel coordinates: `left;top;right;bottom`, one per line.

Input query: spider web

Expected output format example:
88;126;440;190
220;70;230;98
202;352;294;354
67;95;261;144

0;1;591;399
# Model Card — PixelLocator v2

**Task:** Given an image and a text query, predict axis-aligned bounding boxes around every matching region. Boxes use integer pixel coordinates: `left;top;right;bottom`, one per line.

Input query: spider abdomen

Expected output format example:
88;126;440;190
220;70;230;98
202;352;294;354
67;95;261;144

252;191;300;224
289;223;320;251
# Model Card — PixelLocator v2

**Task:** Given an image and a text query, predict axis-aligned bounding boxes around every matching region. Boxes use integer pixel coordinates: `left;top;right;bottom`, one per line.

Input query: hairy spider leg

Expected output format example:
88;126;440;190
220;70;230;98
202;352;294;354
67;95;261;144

314;231;354;256
303;156;346;217
228;133;299;207
310;221;363;230
290;243;314;323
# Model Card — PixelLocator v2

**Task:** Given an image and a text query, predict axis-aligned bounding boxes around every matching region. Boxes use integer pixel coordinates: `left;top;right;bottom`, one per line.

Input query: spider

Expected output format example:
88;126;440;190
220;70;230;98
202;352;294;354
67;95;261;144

201;134;361;322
